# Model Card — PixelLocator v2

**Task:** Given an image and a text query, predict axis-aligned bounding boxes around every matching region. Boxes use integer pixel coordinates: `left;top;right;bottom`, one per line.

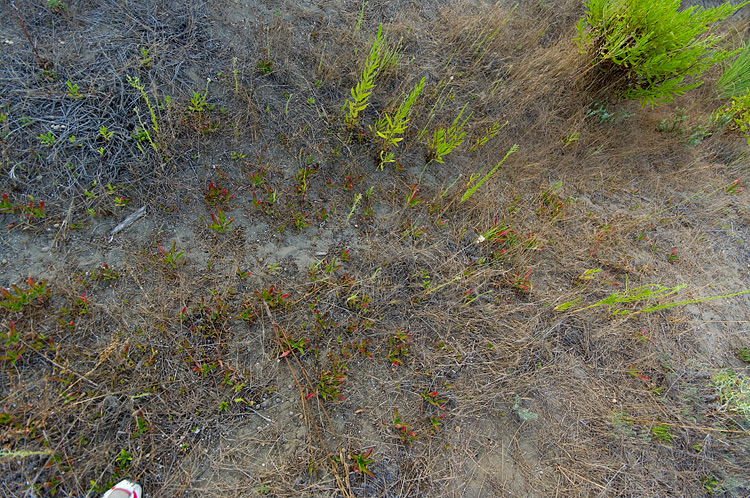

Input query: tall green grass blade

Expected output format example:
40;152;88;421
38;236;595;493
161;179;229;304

460;144;519;202
718;41;750;99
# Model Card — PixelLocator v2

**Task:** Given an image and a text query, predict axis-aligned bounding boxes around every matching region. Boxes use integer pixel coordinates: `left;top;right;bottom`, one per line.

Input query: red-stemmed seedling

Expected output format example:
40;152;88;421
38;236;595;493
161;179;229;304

208;208;234;232
204;181;235;206
349;447;375;479
387;331;411;366
393;409;418;447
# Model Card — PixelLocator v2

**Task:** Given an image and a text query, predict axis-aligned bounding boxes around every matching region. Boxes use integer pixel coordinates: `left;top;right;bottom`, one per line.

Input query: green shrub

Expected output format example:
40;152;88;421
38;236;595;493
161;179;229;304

575;0;748;107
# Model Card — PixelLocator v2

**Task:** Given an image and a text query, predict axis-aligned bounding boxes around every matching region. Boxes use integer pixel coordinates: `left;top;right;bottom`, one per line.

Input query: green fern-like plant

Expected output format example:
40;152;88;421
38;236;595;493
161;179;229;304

343;24;384;128
428;103;471;163
575;0;748;107
371;77;425;167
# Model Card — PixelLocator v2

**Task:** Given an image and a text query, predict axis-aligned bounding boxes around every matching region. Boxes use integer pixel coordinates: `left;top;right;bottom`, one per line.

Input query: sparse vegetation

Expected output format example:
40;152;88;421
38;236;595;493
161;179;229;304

1;1;749;497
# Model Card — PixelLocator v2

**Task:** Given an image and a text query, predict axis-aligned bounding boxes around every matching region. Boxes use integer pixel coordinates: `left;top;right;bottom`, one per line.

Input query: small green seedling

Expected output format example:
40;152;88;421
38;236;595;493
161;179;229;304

66;80;81;99
257;59;273;74
347;194;362;223
405;184;422;208
208;208;234;232
561;130;579;146
313;358;347;401
204;182;235;206
139;46;152;68
0;193;14;214
277;330;308;358
378;150;396;169
187;79;213;113
248;169;266;186
255;286;290;309
23;197;45;219
537;181;569;220
0;279;50;312
349;447;375;478
725;177;745;194
511;269;532;293
393;409;418;446
387;331;411;366
99;125;113;141
115;449;132;470
157;241;184;268
421;389;447;410
39;131;56;146
429;413;446;432
126;75;160;152
48;0;66;12
713;369;750;418
131;412;149;438
701;474;719;494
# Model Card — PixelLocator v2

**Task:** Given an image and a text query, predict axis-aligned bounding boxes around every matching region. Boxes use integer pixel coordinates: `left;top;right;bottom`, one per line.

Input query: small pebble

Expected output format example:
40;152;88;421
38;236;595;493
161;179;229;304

454;426;461;433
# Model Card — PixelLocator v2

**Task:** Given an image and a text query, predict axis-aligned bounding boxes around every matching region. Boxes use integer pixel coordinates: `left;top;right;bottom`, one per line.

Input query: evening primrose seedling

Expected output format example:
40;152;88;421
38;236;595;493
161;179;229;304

349;447;375;478
387;330;411;366
157;241;184;268
421;389;447;410
0;278;50;312
204;182;235;206
23;197;45;219
393;409;418;446
1;193;14;214
405;184;422;208
208;208;234;232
